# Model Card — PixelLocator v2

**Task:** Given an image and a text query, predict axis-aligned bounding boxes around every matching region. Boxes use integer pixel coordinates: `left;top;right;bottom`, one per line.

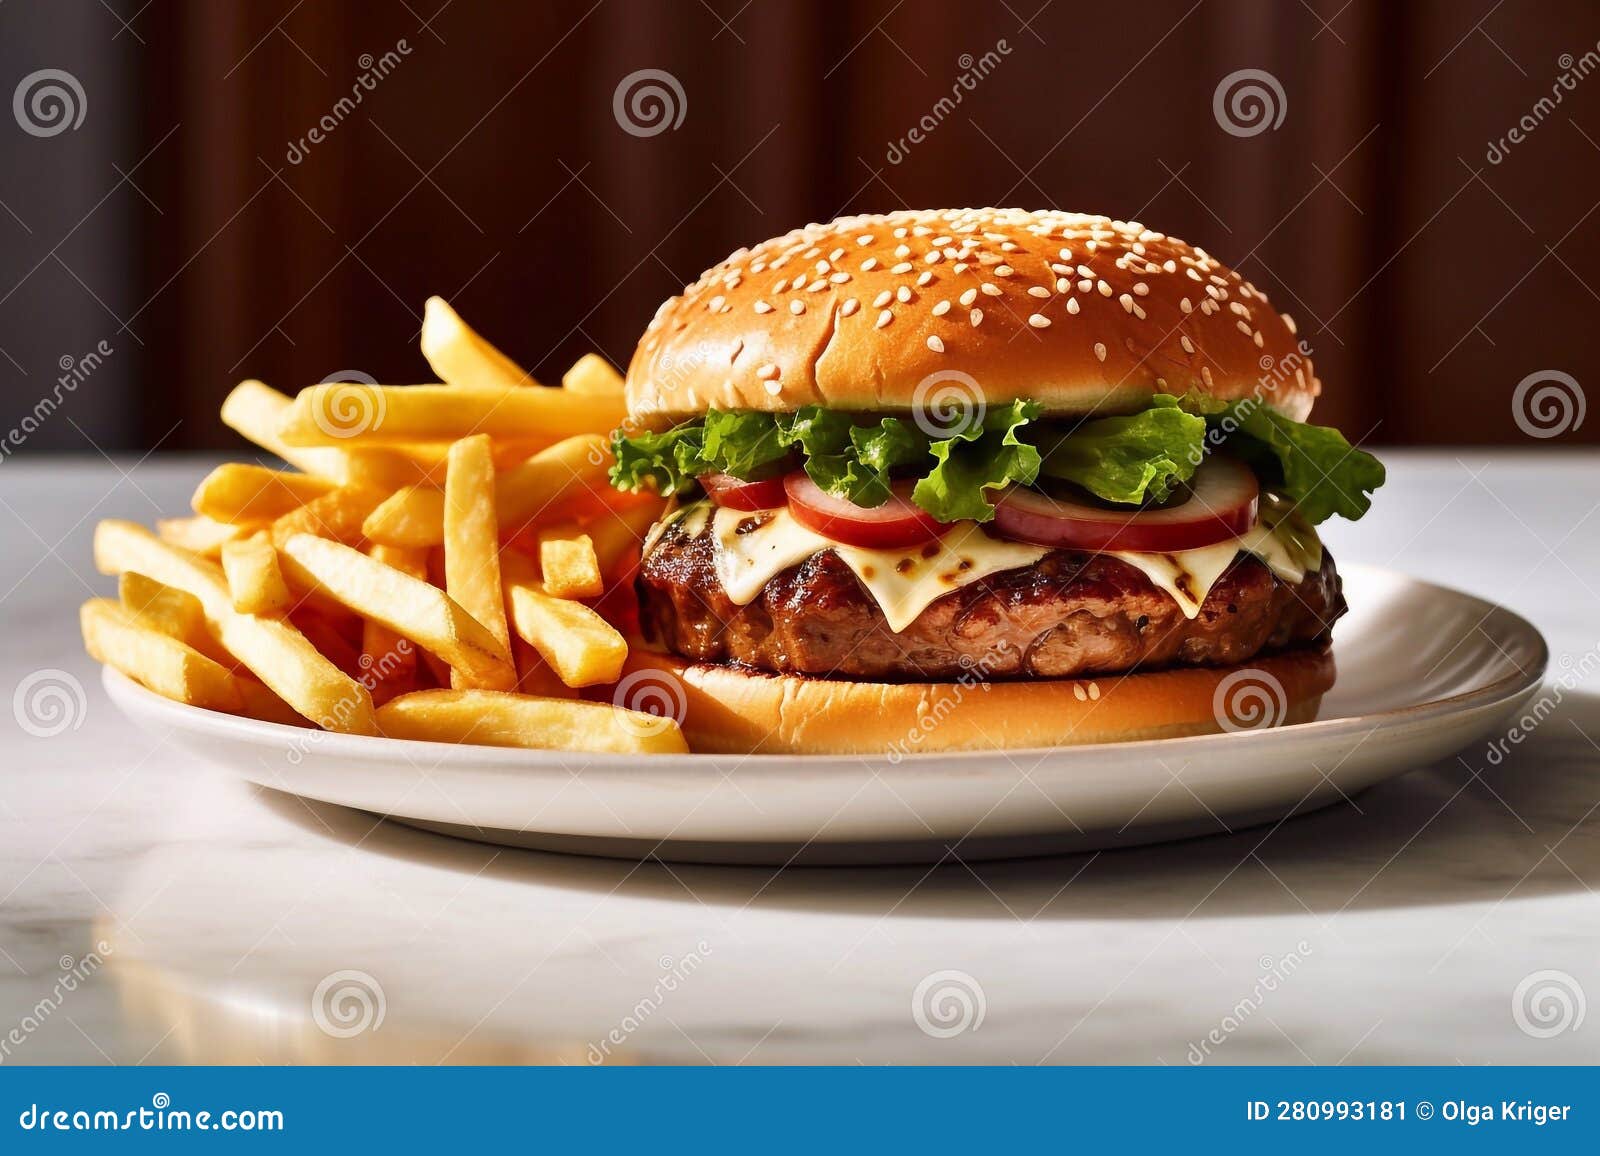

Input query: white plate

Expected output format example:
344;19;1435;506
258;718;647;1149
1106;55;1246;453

103;565;1545;865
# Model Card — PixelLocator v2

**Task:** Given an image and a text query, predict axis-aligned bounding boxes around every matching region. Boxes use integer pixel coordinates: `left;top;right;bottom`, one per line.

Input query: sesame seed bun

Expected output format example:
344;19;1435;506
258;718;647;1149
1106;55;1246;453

626;208;1319;424
620;644;1335;756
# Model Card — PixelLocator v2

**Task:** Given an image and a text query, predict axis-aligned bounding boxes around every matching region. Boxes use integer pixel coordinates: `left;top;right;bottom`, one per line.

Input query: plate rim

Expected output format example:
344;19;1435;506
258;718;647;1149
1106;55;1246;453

100;563;1548;769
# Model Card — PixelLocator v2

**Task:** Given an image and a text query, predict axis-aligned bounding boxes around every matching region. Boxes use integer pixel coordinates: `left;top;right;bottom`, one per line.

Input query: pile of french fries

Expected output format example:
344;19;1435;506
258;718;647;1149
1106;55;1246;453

82;297;686;755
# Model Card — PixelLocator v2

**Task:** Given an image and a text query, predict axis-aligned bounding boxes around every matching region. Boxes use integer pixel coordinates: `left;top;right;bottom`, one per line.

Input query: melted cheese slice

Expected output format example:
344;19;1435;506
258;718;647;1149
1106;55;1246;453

681;500;1322;631
708;507;1048;631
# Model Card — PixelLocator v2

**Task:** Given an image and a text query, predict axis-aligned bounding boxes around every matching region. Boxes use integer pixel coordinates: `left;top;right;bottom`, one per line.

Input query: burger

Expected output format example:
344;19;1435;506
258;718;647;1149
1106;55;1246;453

607;209;1384;754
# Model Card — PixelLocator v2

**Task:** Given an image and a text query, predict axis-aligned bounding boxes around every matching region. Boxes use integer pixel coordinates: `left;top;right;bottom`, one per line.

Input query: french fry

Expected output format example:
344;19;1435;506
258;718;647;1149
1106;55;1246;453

361;485;446;548
375;689;688;754
156;515;253;557
276;384;625;447
93;521;377;733
234;679;314;727
192;463;336;524
220;533;294;616
535;522;603;599
277;533;515;690
81;599;244;713
511;635;578;699
502;552;626;687
443;435;515;690
117;571;208;645
495;434;613;529
421;296;538;390
561;353;625;397
586;500;667;578
268;485;388;547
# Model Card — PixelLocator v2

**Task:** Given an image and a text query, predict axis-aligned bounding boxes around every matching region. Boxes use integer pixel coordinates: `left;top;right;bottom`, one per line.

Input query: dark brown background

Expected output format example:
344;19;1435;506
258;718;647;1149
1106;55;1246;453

2;0;1598;454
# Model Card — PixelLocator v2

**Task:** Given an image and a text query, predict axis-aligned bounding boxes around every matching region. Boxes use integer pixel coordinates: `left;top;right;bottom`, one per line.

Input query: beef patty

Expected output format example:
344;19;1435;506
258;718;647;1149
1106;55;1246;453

636;517;1344;681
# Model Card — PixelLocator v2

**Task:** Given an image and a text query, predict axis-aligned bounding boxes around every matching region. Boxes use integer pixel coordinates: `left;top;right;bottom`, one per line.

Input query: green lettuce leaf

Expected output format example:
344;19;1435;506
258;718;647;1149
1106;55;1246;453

912;400;1042;522
607;422;706;496
1037;394;1206;504
1205;401;1385;524
699;410;788;478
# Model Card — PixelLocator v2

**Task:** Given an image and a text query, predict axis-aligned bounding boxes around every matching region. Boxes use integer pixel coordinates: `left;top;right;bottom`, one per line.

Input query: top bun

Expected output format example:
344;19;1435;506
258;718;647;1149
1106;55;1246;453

626;209;1318;425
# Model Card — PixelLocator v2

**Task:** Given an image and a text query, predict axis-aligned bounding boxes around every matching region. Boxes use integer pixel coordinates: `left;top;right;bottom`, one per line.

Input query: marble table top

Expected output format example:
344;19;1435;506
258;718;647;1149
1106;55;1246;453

1;450;1597;1065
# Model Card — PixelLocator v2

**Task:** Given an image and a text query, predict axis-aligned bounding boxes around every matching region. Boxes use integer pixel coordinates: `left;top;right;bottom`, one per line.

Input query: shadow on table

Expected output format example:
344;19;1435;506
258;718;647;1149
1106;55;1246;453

259;689;1600;921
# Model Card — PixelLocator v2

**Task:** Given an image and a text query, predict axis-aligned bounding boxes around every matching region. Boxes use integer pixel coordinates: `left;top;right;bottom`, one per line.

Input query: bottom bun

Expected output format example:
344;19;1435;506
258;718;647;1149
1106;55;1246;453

617;646;1336;755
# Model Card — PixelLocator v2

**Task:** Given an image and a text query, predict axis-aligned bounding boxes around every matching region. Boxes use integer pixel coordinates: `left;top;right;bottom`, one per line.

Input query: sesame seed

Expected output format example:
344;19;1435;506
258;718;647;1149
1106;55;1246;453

953;262;969;273
829;248;844;261
1028;313;1051;328
757;363;779;379
896;286;912;303
1200;365;1214;386
1119;293;1134;314
830;271;851;284
969;308;984;326
1253;330;1265;348
815;260;830;274
1027;285;1050;298
980;283;1002;296
1076;265;1093;278
891;262;913;274
959;288;978;306
926;335;945;353
893;227;908;238
861;257;879;271
932;300;951;316
1132;282;1149;296
1055;278;1070;293
1097;280;1113;297
709;294;725;310
873;290;892;308
1058;248;1073;260
840;298;860;317
1281;312;1297;335
857;234;874;245
1093;342;1107;362
1235;319;1252;337
876;309;893;328
916;271;934;286
995;264;1013;277
1077;279;1093;293
806;278;827;292
790;300;806;315
1180;335;1195;353
753;301;773;314
894;245;911;258
925;250;943;264
1180;297;1193;313
791;275;807;290
1066;297;1080;315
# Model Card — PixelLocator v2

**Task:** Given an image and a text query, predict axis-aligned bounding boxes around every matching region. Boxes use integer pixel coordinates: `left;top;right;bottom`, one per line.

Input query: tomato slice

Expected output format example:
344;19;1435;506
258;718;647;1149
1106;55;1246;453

990;455;1259;552
699;472;787;511
783;471;943;549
